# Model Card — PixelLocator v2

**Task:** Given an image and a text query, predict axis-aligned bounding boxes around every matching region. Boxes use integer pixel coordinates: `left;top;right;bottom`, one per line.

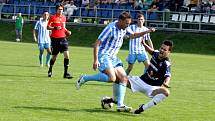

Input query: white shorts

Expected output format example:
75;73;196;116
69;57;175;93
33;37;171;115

128;76;160;98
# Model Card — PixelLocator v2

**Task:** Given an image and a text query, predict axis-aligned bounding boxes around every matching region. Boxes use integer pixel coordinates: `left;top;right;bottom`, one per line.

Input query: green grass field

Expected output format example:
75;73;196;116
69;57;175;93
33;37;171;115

0;41;215;121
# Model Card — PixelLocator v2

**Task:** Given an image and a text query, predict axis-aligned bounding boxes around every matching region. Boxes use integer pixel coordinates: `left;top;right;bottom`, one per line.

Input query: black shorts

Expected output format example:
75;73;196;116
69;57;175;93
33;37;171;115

51;38;69;55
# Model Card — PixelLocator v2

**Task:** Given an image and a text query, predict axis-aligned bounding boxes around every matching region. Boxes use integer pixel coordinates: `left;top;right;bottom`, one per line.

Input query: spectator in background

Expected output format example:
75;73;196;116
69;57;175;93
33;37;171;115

86;0;97;10
131;0;144;10
147;0;162;20
81;0;89;7
187;0;198;11
0;0;9;3
0;0;6;12
167;0;183;11
106;0;112;4
73;0;82;7
210;1;215;13
115;0;127;4
15;13;24;42
201;0;212;13
64;0;78;20
173;0;183;11
147;0;161;12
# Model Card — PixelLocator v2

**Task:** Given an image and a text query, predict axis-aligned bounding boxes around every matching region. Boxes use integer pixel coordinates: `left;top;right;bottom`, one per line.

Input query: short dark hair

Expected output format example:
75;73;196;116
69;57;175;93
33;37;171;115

118;11;131;21
163;40;173;51
137;13;144;19
43;10;49;13
56;4;64;11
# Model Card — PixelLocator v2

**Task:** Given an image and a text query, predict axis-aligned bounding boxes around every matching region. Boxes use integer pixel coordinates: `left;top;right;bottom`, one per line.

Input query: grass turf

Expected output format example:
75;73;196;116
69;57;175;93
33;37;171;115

0;41;215;121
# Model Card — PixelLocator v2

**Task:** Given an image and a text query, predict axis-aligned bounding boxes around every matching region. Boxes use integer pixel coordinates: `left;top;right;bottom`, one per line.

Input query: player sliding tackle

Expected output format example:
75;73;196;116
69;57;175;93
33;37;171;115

105;40;173;114
76;11;155;112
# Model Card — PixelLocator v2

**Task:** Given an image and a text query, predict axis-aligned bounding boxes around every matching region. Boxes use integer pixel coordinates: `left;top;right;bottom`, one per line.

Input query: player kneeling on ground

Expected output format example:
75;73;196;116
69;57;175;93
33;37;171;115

105;40;173;114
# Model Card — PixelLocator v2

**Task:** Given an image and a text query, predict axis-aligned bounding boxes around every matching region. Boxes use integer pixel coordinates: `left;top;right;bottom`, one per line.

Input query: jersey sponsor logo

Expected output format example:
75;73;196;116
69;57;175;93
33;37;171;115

147;72;159;80
159;62;163;67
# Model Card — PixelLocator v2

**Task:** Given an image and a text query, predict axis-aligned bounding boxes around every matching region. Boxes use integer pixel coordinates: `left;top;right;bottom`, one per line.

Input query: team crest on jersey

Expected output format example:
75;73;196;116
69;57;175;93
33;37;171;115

159;62;163;67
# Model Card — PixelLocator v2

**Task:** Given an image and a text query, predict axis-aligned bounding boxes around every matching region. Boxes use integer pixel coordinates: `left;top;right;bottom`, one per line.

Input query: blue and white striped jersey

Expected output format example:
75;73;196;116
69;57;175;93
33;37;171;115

34;18;51;44
98;21;133;56
128;24;151;54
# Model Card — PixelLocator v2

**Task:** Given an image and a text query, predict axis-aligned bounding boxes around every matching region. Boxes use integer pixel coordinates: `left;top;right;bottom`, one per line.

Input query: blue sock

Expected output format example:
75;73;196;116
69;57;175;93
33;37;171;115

83;72;109;82
39;54;43;65
112;83;119;102
144;67;148;74
46;53;51;65
117;82;127;106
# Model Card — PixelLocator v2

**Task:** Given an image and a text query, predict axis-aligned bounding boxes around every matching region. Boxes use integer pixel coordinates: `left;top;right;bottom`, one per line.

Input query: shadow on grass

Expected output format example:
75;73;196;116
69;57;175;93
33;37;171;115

192;89;215;92
0;63;38;68
13;106;135;116
13;106;74;112
83;108;136;117
53;82;111;87
0;73;42;78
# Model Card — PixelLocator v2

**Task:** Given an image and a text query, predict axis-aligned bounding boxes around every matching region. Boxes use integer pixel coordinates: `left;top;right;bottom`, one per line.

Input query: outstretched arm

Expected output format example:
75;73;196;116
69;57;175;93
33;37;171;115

130;28;156;39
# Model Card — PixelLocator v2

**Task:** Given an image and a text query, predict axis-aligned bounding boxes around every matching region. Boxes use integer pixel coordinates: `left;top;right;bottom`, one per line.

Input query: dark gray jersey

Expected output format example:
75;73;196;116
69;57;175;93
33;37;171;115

140;51;171;86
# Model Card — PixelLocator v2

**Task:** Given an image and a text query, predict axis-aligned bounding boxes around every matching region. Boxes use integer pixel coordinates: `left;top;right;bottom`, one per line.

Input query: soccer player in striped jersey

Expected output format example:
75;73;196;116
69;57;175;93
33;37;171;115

76;11;155;112
33;11;51;67
126;14;154;75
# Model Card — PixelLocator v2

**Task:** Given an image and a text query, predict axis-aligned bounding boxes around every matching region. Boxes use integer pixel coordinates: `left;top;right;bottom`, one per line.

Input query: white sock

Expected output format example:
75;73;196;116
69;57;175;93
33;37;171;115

142;94;167;111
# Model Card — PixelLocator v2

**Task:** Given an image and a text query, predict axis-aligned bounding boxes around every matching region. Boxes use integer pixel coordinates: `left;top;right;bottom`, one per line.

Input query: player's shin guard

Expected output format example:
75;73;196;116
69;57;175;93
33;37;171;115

83;72;109;82
112;83;119;103
64;58;69;74
117;82;127;106
46;53;51;65
142;93;166;111
39;53;43;65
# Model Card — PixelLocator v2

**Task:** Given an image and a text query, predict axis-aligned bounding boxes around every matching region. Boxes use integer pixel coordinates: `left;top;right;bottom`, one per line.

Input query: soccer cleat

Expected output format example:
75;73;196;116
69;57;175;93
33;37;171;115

134;104;144;114
75;75;85;90
48;71;52;77
16;38;20;42
40;64;43;67
117;105;132;112
64;73;73;79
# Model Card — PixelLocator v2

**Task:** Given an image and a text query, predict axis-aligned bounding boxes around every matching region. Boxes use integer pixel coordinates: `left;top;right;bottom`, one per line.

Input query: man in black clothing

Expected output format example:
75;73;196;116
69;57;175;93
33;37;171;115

106;40;173;114
128;40;173;114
